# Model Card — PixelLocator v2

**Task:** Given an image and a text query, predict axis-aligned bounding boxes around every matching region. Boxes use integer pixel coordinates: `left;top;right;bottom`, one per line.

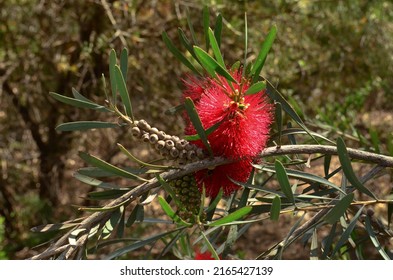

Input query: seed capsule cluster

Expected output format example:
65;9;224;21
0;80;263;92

131;119;207;164
169;175;204;223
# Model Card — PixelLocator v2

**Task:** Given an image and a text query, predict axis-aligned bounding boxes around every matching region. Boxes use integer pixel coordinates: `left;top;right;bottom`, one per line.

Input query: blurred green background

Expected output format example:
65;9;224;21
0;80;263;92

1;0;392;259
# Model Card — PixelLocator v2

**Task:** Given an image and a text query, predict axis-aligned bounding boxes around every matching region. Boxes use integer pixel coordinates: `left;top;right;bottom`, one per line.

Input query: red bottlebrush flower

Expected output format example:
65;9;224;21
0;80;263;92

194;249;219;260
182;69;274;197
195;159;252;198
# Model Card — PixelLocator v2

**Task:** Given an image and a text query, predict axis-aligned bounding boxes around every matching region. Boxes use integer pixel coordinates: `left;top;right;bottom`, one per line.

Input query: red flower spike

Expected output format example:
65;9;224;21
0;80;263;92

195;160;252;198
194;249;220;260
182;69;274;197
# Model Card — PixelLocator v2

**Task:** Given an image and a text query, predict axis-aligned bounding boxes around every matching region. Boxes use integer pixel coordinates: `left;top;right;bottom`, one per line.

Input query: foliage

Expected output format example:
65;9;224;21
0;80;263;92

1;0;393;259
27;7;393;260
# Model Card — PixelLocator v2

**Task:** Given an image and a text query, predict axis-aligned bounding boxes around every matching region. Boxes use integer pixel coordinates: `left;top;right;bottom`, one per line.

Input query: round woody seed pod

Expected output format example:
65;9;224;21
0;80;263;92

137;119;151;131
179;149;188;159
160;149;169;157
149;134;159;144
141;133;150;142
187;150;197;160
170;147;180;158
131;126;141;137
175;139;187;150
155;140;165;150
133;120;139;127
165;140;175;149
171;135;180;142
150;127;159;135
157;131;167;140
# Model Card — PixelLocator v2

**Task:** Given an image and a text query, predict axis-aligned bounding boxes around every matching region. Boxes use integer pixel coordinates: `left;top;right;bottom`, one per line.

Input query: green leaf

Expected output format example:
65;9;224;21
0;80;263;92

365;216;391;260
184;97;213;156
275;160;295;204
162;31;200;75
56;121;119;132
77;166;145;177
183;120;221;141
155;175;181;208
78;152;148;182
337;137;377;199
208;206;252;227
388;189;393;226
109;49;117;104
265;80;318;143
270;196;281;221
186;7;198;45
331;206;364;257
71;87;92;103
323;193;354;224
120;48;128;80
231;61;241;71
321;222;337;259
257;165;346;195
126;204;143;227
193;46;237;83
87;189;128;200
251;25;277;84
208;27;225;68
31;222;79;233
203;6;210;51
310;228;319;260
245;81;266;95
105;228;183;259
214;13;223;48
324;155;332;177
242;12;248;77
165;103;185;116
102;207;123;239
49;92;110;112
73;172;124;190
274;102;282;144
177;28;197;60
114;65;134;120
158;196;191;226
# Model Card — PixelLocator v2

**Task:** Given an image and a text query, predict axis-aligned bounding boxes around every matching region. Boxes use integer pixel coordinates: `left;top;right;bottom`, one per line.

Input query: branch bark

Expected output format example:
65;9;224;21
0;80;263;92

29;144;393;259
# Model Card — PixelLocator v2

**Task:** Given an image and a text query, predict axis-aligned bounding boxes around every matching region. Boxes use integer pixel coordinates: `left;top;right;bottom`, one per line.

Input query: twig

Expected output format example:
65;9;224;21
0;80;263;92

30;144;393;259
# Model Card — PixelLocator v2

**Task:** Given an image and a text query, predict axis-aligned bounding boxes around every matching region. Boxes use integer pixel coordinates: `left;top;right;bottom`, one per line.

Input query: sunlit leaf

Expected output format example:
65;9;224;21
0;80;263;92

251;25;277;84
275;160;295;204
310;228;318;260
337;137;377;199
200;230;220;260
245;81;266;95
323;193;354;224
31;222;79;233
158;196;191;227
270;196;281;221
114;65;134;120
56;121;119;132
193;46;237;83
203;6;210;51
208;206;252;227
79;152;148;182
71;87;92;103
73;172;124;189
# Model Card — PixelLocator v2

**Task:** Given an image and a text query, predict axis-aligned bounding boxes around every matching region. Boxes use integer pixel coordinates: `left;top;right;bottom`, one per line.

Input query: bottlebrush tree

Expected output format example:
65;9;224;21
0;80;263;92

31;8;393;260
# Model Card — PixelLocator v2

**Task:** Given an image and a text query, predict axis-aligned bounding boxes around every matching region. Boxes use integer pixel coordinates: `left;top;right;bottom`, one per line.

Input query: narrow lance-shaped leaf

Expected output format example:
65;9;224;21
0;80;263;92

208;206;252;227
162;31;200;75
388;188;393;226
251;25;277;84
109;49;117;104
337;137;377;199
178;28;198;60
265;80;318;143
214;13;223;48
78;152;148;182
245;81;266;95
270;196;281;221
193;46;237;84
208;27;225;68
274;102;283;145
158;196;191;227
365;216;391;260
71;87;91;102
275;160;295;204
56;121;119;132
120;48;128;80
310;228;318;260
186;7;198;45
331;206;364;257
242;12;248;77
114;65;134;121
323;193;354;224
184;97;213;156
49;92;110;112
183;120;222;141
